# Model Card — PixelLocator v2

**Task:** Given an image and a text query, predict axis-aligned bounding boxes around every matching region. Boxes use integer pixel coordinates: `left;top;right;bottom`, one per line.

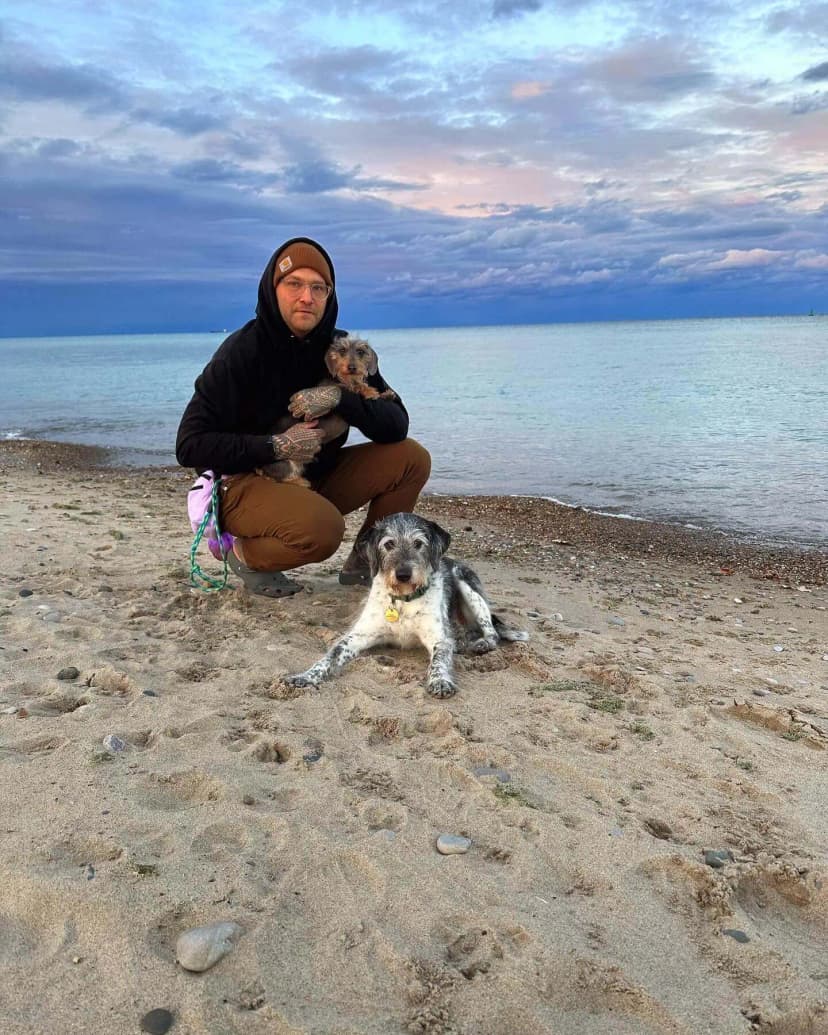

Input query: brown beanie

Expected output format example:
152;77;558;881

273;241;332;288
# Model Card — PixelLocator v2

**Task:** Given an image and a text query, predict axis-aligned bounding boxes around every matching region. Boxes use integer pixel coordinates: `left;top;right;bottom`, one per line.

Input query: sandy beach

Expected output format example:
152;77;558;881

1;439;826;1035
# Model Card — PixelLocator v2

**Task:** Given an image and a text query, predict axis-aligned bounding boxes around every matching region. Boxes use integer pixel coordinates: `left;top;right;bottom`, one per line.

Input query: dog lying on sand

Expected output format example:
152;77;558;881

262;335;395;488
283;512;528;697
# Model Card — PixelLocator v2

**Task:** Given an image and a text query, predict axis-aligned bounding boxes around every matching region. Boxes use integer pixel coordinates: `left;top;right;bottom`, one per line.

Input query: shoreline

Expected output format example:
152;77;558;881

2;438;825;586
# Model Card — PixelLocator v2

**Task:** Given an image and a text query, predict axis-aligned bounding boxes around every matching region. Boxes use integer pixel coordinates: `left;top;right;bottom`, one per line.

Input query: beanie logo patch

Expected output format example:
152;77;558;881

278;256;293;273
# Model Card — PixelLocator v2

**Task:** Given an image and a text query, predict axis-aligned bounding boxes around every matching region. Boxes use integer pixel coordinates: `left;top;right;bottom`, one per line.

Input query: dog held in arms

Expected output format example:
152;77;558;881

283;512;529;698
261;335;396;487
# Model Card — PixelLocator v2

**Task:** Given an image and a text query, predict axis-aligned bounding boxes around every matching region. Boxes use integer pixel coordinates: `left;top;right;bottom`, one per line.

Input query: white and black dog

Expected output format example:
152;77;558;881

283;512;528;697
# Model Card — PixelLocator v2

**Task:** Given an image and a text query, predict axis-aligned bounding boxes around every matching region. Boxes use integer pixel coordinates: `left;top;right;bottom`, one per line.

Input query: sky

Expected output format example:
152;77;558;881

1;0;827;335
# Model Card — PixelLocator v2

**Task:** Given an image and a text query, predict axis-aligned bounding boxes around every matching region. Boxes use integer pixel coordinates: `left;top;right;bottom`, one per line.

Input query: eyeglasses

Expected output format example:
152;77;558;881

280;277;331;301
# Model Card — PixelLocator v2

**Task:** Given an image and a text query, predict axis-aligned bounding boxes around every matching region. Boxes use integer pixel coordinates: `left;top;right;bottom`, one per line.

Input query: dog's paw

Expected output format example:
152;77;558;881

282;672;318;689
427;677;457;698
468;636;498;655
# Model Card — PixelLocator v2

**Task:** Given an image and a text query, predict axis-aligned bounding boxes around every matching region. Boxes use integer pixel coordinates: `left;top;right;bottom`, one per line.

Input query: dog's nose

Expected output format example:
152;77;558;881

395;566;412;583
347;363;357;373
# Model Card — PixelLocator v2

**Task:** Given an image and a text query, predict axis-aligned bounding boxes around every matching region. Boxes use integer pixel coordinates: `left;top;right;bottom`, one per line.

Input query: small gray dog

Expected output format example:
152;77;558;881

283;512;528;697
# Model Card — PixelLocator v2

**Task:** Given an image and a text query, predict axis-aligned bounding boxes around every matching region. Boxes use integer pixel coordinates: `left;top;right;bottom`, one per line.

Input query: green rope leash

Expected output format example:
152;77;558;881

189;477;230;592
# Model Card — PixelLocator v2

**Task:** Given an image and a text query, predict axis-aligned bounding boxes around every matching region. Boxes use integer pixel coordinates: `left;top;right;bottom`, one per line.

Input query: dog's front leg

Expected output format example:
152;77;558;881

426;638;457;698
283;628;383;688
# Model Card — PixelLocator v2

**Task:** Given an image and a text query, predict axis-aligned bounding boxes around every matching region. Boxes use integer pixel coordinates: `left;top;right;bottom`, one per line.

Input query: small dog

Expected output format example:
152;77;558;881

263;335;395;487
283;512;528;697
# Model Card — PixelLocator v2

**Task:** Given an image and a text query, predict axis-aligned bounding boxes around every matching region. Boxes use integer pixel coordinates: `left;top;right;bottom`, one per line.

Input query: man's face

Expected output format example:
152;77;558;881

275;267;330;337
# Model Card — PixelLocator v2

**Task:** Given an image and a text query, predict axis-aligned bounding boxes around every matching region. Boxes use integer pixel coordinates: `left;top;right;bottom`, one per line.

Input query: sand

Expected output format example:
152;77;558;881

1;439;826;1035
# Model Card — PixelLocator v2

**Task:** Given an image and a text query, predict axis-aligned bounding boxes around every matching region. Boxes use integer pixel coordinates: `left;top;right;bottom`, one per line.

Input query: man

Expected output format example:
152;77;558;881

176;237;431;597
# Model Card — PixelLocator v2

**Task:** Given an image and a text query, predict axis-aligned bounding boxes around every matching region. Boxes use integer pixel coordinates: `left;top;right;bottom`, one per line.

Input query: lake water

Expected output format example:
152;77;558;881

1;316;826;548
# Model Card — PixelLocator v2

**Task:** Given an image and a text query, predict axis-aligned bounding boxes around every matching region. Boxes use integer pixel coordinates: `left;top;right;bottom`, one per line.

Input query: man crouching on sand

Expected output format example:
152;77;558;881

176;237;430;598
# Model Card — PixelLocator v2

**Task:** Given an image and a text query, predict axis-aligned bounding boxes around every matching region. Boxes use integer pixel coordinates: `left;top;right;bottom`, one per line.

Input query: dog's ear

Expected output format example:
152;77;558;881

364;344;378;376
425;519;451;567
324;347;338;379
356;524;382;578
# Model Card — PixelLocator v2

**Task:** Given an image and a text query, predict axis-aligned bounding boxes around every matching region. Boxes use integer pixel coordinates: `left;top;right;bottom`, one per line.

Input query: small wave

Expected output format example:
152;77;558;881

2;429;27;441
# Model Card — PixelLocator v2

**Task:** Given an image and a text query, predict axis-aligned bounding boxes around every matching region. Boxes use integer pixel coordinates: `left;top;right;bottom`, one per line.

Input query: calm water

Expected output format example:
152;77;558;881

1;317;826;547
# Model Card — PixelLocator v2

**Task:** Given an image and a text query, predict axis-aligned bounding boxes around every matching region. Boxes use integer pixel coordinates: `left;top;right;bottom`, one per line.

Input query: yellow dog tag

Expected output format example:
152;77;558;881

385;606;400;623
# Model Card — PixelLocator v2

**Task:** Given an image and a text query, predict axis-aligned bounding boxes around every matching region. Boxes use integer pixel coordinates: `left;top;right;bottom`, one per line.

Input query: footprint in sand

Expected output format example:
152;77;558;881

140;769;226;811
4;734;71;757
35;833;124;873
190;820;248;862
732;865;828;976
0;877;79;968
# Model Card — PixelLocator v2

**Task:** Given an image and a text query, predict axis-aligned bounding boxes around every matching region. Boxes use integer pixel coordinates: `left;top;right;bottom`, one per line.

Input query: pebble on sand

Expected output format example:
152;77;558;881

102;734;127;753
57;666;80;681
704;849;735;868
176;921;243;972
436;834;472;855
140;1007;174;1034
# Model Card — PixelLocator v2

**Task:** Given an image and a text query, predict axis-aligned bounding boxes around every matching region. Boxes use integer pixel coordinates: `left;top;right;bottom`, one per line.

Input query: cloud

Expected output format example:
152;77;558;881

492;0;542;17
132;106;227;136
511;81;552;100
708;248;783;269
801;61;828;81
795;253;828;268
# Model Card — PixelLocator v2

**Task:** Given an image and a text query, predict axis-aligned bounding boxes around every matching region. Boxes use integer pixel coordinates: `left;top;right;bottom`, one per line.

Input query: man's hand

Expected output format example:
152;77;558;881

271;421;325;462
289;385;342;420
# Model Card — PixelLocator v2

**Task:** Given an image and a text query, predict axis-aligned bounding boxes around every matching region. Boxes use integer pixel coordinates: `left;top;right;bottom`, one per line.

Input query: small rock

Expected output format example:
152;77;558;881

57;666;80;681
102;734;127;753
18;588;34;598
72;956;82;964
721;928;750;944
704;849;734;869
140;1008;174;1034
16;707;29;719
753;687;770;697
142;689;158;697
43;611;62;624
773;645;784;653
302;737;324;763
526;610;542;619
607;615;626;627
472;766;511;783
436;834;472;855
609;827;624;838
643;818;673;840
176;921;243;972
84;864;95;880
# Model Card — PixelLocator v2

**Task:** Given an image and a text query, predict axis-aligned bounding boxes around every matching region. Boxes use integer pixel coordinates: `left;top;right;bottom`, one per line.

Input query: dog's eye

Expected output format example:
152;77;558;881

414;540;427;550
382;539;396;551
356;349;366;358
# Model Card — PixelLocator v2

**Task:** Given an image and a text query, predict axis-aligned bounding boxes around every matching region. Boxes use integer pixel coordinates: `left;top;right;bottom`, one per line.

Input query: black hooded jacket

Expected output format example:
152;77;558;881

175;237;408;476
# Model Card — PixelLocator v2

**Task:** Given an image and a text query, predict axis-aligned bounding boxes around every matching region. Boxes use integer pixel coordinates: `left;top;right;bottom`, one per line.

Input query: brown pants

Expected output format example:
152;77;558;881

219;438;431;571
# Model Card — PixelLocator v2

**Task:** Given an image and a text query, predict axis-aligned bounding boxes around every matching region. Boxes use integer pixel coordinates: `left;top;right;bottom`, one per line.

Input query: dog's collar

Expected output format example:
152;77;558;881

389;582;430;605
